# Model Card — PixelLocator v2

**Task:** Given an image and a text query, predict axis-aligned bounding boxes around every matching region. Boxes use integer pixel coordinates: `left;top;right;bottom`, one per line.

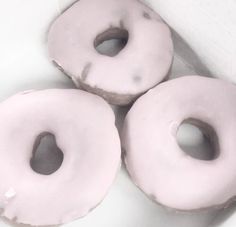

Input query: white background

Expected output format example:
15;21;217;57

0;0;236;227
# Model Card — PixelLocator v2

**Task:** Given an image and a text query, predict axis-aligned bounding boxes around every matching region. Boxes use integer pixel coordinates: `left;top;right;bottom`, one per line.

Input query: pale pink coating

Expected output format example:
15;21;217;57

122;76;236;211
48;0;173;105
0;89;121;226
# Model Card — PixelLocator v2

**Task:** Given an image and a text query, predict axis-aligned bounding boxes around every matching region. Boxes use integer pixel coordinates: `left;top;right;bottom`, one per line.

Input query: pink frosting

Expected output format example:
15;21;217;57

122;76;236;210
48;0;173;105
0;89;121;225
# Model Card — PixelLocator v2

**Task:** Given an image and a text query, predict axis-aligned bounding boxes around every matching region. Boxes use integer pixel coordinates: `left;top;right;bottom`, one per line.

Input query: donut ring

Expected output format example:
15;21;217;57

48;0;173;105
0;89;121;226
122;76;236;211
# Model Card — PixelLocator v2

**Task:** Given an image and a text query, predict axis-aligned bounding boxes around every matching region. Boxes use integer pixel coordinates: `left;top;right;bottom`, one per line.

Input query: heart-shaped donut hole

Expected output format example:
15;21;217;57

30;132;64;175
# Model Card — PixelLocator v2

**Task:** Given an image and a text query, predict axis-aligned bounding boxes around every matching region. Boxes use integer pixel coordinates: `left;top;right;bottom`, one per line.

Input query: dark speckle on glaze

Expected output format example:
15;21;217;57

12;216;18;222
143;11;151;20
52;60;65;73
52;60;72;79
0;208;4;215
133;75;142;83
119;20;125;29
81;62;92;81
149;194;157;201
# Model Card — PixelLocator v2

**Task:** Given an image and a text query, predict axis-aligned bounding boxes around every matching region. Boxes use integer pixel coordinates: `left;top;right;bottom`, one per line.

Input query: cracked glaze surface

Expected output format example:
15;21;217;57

0;89;121;226
48;0;173;105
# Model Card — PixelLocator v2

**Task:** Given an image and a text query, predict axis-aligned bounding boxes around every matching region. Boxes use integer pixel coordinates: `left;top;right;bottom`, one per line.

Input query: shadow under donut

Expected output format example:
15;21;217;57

1;217;59;227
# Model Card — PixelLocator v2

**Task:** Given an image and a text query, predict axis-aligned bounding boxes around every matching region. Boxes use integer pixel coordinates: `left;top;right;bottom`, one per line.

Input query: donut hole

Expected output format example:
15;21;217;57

177;119;219;160
30;132;64;175
94;28;129;57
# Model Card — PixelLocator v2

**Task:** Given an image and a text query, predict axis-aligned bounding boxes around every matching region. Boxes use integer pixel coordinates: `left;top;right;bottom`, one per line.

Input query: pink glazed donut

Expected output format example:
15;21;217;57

122;76;236;211
0;89;121;226
48;0;173;105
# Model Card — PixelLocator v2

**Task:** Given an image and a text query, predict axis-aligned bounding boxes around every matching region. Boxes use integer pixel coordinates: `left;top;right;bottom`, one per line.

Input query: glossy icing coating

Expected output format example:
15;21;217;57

122;76;236;210
48;0;173;105
0;89;121;225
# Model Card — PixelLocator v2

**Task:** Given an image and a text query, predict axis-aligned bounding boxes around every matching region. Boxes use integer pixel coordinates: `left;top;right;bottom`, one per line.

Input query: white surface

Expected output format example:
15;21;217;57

0;0;236;227
147;0;236;83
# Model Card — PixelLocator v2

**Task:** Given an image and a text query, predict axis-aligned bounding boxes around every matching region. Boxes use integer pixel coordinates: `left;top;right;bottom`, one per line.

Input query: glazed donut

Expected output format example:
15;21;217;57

48;0;173;105
0;89;121;226
122;76;236;211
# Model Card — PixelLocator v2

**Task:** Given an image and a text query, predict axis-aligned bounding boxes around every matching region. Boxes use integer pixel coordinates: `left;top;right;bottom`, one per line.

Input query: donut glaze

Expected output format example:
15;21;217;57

0;89;121;226
122;76;236;211
48;0;173;105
